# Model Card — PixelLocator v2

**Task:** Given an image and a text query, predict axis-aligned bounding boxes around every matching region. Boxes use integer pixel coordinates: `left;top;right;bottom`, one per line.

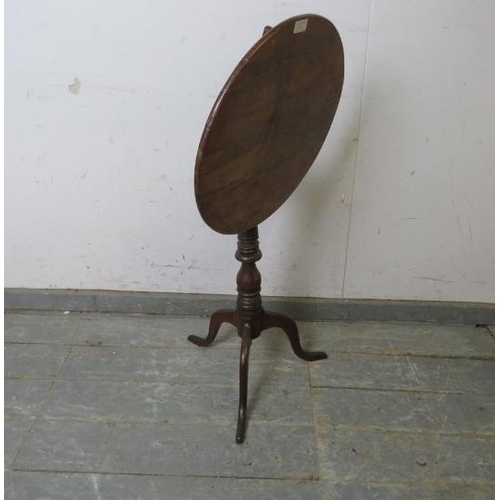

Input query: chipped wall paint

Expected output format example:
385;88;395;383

68;77;81;95
4;0;494;302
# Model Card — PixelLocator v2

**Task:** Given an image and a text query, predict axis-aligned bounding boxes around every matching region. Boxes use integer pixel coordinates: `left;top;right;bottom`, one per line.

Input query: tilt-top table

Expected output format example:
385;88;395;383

188;14;344;443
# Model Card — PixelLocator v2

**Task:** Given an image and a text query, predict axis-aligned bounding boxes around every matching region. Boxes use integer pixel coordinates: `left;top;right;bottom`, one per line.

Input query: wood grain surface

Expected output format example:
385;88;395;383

195;14;344;234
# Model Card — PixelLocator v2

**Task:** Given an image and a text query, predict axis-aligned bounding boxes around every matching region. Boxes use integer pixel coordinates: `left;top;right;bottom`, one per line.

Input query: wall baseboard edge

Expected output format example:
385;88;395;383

4;288;494;325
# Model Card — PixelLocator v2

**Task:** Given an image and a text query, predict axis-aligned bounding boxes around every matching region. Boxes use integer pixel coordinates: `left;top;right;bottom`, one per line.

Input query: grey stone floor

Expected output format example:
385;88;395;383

4;311;495;499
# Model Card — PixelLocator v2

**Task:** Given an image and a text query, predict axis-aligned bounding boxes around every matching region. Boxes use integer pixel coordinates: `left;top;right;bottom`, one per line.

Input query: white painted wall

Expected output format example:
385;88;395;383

5;0;494;302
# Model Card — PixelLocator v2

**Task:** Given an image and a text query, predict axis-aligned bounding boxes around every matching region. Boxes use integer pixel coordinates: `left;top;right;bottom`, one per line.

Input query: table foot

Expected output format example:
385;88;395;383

187;309;237;347
262;311;327;361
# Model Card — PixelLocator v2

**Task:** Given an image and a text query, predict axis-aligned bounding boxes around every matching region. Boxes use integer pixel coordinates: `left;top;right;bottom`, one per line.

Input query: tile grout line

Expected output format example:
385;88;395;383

5;468;496;491
9;414;494;439
4;340;495;361
8;468;324;482
309;385;491;396
7;419;38;472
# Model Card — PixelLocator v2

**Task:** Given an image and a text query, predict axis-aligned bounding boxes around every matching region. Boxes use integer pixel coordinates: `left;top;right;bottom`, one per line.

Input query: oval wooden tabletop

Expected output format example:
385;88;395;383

195;14;344;234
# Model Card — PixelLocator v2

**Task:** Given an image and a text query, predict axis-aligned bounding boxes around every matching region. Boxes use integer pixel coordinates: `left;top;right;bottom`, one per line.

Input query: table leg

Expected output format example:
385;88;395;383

187;309;237;347
236;324;252;444
262;310;327;361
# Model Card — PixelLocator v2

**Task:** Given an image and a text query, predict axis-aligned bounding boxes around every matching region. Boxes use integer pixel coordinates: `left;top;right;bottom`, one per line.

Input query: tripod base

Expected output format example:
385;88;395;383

188;308;327;444
188;227;327;444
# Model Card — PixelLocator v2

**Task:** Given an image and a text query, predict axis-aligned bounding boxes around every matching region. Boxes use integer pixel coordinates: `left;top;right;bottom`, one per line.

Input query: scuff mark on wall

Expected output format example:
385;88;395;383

413;276;453;284
467;218;474;245
68;77;81;95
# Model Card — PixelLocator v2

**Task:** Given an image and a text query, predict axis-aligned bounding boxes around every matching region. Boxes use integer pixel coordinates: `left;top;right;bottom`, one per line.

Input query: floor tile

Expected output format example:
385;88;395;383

5;471;322;500
310;353;494;394
5;312;207;348
5;379;52;420
319;480;494;500
4;344;70;379
6;313;494;358
299;321;494;359
5;420;32;469
317;428;494;483
59;345;310;386
312;388;494;435
14;420;318;479
43;380;313;426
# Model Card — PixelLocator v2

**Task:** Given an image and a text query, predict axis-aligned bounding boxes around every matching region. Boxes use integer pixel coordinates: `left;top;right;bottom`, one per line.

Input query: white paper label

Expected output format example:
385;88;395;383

293;19;308;34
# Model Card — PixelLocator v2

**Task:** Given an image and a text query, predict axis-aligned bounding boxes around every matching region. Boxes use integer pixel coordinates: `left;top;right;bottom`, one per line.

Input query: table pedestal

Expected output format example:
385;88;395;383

188;227;327;443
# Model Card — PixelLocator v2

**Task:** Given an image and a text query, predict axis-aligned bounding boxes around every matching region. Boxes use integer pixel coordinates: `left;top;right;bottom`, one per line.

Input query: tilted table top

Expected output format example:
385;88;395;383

194;14;344;235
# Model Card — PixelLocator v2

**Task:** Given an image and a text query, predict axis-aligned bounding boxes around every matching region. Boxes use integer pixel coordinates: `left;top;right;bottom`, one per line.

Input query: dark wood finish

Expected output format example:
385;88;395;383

186;309;237;347
188;228;327;443
194;14;344;234
188;14;343;444
236;325;252;444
